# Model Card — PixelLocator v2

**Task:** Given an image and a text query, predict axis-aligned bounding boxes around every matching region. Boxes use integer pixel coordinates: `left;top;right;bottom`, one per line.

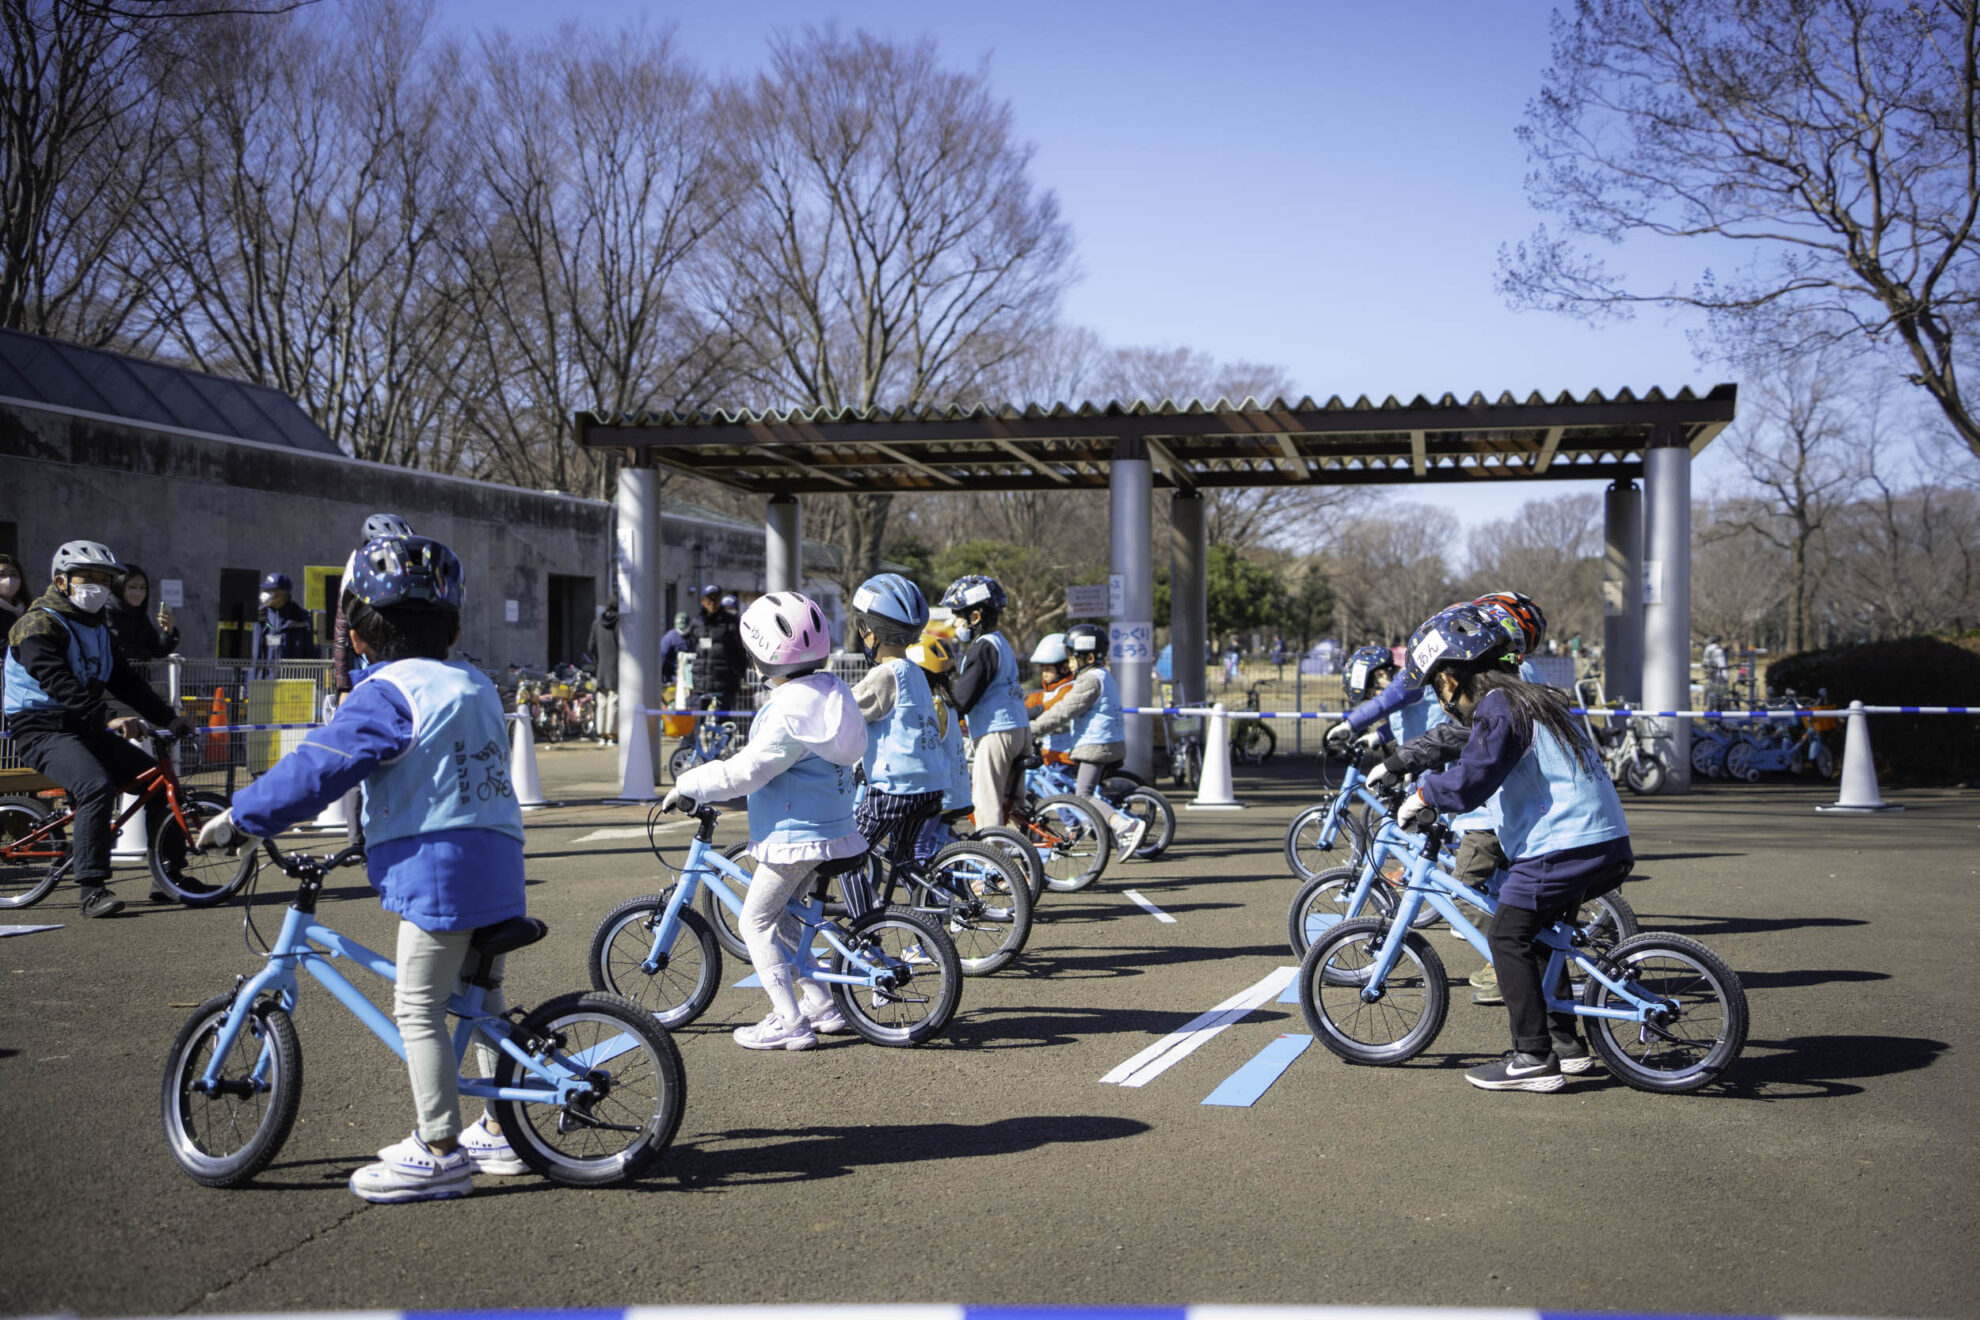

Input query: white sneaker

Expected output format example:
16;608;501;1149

802;1000;851;1035
349;1133;473;1203
1112;816;1149;857
901;943;934;965
458;1115;527;1176
733;1013;817;1051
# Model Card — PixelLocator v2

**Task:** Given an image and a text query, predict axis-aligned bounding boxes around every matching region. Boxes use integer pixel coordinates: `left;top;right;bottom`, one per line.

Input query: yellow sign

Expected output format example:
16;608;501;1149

246;679;319;772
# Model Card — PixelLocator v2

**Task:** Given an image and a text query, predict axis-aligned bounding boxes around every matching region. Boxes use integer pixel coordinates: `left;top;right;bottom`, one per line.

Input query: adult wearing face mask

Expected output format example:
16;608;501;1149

2;541;197;916
0;553;28;635
694;584;747;718
108;562;180;662
254;572;318;671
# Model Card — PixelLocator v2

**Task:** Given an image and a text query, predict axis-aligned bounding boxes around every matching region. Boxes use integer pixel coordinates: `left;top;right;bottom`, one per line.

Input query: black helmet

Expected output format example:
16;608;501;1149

1065;623;1108;662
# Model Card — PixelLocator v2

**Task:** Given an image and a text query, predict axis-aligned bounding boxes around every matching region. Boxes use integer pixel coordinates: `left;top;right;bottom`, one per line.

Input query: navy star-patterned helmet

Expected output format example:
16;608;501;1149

346;536;465;612
1403;603;1517;689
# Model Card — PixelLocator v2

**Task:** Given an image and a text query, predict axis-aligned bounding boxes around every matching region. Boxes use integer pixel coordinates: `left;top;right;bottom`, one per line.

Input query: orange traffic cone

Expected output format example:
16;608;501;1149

205;687;230;767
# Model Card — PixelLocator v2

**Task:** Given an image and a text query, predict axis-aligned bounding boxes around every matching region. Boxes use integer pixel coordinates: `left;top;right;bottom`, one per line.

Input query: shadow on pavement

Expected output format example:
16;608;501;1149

1644;914;1869;937
938;1001;1294;1050
1734;968;1890;989
662;1114;1153;1187
1715;1034;1949;1099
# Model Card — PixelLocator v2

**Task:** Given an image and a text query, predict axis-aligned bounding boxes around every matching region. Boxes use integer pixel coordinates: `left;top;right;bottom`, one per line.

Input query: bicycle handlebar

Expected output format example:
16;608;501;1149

262;836;366;879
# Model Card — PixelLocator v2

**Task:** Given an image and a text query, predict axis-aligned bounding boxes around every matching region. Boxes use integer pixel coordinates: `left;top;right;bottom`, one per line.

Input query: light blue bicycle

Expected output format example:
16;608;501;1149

1283;759;1399;881
163;839;685;1188
588;798;961;1044
1298;815;1748;1093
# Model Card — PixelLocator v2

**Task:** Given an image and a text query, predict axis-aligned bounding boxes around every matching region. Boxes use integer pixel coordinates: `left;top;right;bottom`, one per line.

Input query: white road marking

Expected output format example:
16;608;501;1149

1121;889;1177;923
571;824;685;845
1100;966;1298;1088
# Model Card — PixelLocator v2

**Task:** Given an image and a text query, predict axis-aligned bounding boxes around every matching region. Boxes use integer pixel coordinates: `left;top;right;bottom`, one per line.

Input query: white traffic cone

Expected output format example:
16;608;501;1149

1187;703;1245;811
111;737;151;860
307;787;353;832
612;703;657;803
1816;700;1903;813
510;712;547;809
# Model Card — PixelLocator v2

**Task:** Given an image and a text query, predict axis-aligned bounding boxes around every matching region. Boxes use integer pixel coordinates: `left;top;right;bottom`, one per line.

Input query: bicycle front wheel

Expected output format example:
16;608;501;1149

0;797;64;909
1300;917;1449;1066
913;842;1033;975
155;791;257;907
968;825;1046;906
160;992;301;1187
1580;934;1747;1093
830;906;961;1046
588;893;721;1028
1033;794;1111;891
1283;798;1368;882
493;991;685;1185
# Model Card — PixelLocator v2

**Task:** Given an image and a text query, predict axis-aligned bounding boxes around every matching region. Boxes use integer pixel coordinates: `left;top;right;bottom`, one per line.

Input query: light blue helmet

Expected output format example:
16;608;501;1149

852;573;930;647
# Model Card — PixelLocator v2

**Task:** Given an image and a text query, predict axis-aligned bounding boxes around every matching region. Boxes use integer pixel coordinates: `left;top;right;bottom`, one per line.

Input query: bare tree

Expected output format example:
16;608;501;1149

1462;492;1604;642
1693;499;1790;647
1502;0;1980;459
715;27;1075;587
1320;507;1453;648
1827;445;1980;636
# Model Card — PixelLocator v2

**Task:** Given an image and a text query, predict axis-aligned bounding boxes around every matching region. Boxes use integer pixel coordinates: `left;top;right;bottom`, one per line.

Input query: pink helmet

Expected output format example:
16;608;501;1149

739;591;832;675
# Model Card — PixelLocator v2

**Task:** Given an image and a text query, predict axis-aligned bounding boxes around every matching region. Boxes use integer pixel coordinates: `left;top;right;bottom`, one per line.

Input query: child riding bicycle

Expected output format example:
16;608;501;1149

2;540;198;917
197;534;531;1202
1028;623;1147;858
1395;601;1633;1092
941;574;1031;832
661;590;867;1053
847;574;948;900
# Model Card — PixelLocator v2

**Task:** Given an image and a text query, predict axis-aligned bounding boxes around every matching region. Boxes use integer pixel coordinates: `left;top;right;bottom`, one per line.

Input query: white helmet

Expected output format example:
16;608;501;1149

1030;632;1069;665
739;591;833;676
51;540;122;581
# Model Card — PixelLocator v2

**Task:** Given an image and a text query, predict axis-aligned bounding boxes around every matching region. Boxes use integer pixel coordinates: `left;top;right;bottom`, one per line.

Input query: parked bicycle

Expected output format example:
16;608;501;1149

0;730;252;908
1233;683;1277;764
162;837;683;1187
668;706;746;783
1296;815;1746;1093
589;798;961;1043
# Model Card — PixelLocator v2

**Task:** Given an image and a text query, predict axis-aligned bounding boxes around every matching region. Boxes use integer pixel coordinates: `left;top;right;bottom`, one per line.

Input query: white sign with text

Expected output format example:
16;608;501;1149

1110;620;1155;663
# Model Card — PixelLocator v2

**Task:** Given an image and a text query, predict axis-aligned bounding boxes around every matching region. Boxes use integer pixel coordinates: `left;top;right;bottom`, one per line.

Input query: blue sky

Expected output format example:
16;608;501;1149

437;0;1749;541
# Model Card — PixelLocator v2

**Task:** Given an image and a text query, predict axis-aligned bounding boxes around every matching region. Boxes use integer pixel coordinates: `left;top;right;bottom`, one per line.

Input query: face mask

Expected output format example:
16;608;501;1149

0;574;19;596
67;582;112;614
259;591;274;606
954;625;972;644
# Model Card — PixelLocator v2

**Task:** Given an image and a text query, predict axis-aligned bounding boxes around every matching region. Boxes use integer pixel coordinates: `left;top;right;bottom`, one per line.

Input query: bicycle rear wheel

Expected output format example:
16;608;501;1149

830;906;961;1045
968;825;1046;906
1113;785;1176;860
911;842;1032;975
1300;917;1449;1066
706;843;757;957
160;992;301;1187
493;991;685;1185
155;791;257;906
1032;794;1111;891
1579;934;1747;1093
1283;798;1369;882
588;893;721;1028
0;797;64;909
1287;866;1396;959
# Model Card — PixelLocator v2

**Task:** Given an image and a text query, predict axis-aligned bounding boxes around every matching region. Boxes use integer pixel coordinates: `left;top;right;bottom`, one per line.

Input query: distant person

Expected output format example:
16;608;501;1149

695;584;747;716
1270;635;1287;668
108;562;179;661
589;598;621;744
334;515;414;706
254;572;317;668
659;610;693;693
0;552;30;635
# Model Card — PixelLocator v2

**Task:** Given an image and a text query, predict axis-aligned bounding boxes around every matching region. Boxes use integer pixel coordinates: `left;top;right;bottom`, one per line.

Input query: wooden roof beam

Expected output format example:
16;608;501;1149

867;441;963;487
1409;430;1427;477
988;435;1071;484
1532;426;1565;473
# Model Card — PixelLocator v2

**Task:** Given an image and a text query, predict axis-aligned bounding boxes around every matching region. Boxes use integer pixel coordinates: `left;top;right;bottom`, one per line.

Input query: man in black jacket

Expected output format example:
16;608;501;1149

588;598;621;744
693;584;747;716
3;541;195;916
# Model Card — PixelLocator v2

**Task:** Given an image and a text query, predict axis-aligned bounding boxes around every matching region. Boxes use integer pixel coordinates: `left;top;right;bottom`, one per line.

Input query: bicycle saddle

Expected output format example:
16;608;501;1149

1018;754;1043;771
940;807;974;825
470;916;549;956
811;852;870;880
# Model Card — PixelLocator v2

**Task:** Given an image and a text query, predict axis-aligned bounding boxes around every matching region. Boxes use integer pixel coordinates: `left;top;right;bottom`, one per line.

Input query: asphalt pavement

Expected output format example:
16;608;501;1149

2;743;1975;1318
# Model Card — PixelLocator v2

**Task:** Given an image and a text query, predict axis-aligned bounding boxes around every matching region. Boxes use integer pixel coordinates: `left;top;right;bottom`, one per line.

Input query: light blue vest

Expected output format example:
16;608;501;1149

360;660;525;850
936;696;970;811
864;658;946;795
1388;686;1442;743
1495;720;1629;861
1073;667;1125;748
749;750;859;848
3;608;114;716
971;632;1031;734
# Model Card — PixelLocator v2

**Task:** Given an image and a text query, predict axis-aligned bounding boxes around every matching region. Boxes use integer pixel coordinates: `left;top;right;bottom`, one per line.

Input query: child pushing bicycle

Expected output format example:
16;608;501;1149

3;540;198;917
196;535;532;1202
1393;602;1633;1092
661;590;867;1053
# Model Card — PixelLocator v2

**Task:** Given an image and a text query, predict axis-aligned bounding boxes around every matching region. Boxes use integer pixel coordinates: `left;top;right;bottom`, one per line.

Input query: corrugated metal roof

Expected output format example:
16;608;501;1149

0;329;339;455
577;384;1737;494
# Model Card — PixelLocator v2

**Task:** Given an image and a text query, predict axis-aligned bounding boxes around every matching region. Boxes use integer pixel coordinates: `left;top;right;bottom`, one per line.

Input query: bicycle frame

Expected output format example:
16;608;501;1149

636;825;903;992
1300;763;1394;852
197;881;612;1107
1;750;194;863
1360;824;1667;1026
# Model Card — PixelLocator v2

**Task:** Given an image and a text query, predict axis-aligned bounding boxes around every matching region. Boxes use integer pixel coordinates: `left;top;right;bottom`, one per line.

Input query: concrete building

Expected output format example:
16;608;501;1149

0;330;846;671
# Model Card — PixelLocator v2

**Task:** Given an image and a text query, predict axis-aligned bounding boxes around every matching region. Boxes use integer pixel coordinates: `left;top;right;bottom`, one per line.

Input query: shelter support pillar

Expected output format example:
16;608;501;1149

765;495;801;595
1110;438;1155;779
1169;489;1207;710
1602;480;1643;704
1642;428;1692;792
615;465;663;782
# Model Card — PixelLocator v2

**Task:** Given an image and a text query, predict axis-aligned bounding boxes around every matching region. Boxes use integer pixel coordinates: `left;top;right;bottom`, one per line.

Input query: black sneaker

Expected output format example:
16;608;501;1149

80;887;126;919
1464;1050;1563;1091
1552;1035;1596;1075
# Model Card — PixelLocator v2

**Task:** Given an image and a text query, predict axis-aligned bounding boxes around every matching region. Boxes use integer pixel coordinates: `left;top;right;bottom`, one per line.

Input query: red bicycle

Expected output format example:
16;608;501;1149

0;731;255;909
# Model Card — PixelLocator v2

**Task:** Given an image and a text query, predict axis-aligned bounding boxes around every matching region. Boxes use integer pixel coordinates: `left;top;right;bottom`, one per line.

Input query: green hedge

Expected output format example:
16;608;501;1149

1766;636;1980;786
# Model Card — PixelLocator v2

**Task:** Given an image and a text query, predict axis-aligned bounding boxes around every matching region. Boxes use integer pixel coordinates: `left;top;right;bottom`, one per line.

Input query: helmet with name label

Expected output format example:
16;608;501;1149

739;591;832;676
1403;603;1517;690
1341;643;1398;704
1065;622;1108;663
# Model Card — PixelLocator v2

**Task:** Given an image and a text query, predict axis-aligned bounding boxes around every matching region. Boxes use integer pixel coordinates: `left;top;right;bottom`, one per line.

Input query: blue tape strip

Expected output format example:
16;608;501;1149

1277;975;1306;1004
734;972;762;988
1202;1033;1313;1107
967;1310;1188;1320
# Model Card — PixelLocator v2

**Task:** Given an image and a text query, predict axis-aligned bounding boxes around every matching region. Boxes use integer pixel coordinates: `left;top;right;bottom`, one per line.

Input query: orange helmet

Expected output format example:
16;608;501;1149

1472;591;1546;655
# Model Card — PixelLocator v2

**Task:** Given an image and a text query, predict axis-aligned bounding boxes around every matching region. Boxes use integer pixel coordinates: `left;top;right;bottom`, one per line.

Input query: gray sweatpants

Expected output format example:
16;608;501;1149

395;922;505;1144
969;726;1032;829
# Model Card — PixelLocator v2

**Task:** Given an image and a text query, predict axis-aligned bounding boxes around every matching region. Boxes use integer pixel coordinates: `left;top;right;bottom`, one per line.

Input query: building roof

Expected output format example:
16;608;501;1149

0;328;339;455
577;385;1736;493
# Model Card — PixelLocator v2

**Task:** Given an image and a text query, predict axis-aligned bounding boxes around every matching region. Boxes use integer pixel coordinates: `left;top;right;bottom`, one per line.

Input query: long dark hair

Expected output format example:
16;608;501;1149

1449;661;1598;776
